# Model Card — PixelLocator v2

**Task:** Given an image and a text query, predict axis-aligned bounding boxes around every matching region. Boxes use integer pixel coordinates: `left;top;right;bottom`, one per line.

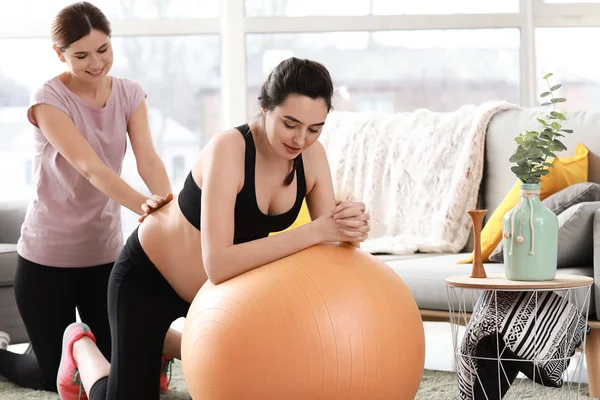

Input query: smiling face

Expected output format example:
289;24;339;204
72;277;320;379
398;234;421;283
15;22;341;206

53;29;113;84
263;94;329;160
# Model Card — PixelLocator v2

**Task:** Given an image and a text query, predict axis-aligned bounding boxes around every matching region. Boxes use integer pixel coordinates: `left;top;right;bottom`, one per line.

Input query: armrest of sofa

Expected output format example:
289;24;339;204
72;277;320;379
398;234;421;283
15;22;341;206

593;209;600;321
0;201;28;244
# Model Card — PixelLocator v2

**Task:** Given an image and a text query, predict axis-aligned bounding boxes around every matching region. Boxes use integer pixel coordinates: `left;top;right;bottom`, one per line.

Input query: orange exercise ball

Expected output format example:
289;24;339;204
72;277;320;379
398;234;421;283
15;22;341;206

181;243;425;400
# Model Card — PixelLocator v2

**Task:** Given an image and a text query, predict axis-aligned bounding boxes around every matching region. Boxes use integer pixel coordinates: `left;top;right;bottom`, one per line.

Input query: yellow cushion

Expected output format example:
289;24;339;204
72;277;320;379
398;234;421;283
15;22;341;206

458;143;589;264
270;200;311;235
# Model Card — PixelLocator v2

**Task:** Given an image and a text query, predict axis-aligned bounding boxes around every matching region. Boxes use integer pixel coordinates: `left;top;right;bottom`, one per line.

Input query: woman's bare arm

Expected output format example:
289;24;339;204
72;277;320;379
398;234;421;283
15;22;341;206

32;104;149;215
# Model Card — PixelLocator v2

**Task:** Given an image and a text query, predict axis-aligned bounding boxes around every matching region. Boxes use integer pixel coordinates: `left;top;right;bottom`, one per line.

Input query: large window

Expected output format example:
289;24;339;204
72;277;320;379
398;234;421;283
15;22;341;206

535;28;600;110
246;29;520;116
245;0;519;17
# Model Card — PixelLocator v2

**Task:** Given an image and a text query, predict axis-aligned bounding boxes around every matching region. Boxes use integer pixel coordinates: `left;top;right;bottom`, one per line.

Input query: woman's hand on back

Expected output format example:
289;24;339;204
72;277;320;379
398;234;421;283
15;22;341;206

138;193;174;222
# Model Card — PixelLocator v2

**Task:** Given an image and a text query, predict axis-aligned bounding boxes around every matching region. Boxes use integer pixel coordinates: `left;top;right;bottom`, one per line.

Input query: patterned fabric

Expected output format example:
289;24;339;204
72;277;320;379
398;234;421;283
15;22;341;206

458;290;588;400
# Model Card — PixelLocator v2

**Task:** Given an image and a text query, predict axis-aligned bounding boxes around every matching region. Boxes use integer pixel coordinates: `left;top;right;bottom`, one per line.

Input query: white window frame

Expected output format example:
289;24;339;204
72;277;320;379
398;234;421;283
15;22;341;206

2;0;600;128
232;0;600;125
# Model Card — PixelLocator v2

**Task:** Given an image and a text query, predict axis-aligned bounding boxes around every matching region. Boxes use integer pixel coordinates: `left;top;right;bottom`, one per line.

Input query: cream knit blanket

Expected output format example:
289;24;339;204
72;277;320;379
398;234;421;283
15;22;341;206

319;102;520;254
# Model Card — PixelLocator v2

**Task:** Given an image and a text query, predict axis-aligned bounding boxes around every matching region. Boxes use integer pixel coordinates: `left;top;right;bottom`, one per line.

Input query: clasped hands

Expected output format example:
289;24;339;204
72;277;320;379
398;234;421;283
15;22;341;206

328;200;370;246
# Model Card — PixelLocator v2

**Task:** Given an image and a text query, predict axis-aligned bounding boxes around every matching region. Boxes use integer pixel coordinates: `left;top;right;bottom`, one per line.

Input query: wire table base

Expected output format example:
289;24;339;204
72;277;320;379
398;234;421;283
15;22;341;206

445;274;593;400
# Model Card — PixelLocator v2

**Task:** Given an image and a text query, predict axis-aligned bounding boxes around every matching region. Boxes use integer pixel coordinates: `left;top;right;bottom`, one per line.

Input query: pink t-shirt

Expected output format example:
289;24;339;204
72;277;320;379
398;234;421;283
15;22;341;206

17;76;146;267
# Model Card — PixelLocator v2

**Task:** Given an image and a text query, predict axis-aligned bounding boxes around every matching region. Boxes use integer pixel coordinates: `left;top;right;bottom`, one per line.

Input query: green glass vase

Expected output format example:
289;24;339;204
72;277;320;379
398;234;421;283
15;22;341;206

501;183;558;281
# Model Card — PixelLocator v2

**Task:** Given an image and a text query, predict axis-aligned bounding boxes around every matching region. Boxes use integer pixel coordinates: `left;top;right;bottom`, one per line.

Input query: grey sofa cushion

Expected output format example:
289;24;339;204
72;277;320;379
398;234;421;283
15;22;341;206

555;202;600;267
0;201;27;244
489;201;600;267
382;253;595;318
0;244;18;287
374;253;445;263
542;182;600;215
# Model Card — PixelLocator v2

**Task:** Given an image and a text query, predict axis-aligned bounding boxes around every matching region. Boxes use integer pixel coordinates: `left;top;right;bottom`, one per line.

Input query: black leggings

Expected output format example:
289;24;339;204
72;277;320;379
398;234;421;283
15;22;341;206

0;256;113;391
89;228;190;400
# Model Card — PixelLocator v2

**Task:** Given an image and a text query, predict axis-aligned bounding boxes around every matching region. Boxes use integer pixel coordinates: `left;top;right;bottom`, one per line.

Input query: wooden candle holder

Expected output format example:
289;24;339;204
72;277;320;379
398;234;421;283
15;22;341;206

468;209;488;279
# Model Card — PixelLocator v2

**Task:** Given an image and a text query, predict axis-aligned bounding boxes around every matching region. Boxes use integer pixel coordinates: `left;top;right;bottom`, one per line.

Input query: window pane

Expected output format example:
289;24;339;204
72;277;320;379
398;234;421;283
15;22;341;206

0;35;221;236
536;28;600;110
1;0;219;22
245;0;518;17
246;30;520;116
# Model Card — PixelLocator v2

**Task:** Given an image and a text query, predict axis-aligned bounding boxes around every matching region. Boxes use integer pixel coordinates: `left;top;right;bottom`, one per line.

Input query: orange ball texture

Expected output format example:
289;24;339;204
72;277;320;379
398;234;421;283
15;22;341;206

181;243;425;400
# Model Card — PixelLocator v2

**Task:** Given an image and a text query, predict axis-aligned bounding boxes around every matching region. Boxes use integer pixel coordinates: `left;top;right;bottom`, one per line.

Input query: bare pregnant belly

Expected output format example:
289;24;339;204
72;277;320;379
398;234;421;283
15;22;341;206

137;199;208;304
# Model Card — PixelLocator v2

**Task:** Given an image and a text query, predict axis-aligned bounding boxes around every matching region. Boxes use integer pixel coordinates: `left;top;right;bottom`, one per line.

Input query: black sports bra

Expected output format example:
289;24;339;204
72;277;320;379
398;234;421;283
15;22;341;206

177;123;306;244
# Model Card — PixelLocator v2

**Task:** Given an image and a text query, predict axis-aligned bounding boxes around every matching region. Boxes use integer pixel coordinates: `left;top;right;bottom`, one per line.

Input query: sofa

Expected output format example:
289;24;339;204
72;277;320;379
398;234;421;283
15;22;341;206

0;201;29;346
375;107;599;396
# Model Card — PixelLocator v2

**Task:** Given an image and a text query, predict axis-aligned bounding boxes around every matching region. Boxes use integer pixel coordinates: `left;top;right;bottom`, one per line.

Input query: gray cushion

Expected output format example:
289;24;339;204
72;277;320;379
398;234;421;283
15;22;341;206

0;201;27;244
374;253;445;263
382;253;595;318
542;182;600;215
555;202;600;267
0;244;18;287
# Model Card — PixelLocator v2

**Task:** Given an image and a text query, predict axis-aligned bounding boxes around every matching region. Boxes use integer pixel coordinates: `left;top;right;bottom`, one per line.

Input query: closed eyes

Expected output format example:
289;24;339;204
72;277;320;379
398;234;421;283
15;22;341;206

74;45;109;59
283;122;319;133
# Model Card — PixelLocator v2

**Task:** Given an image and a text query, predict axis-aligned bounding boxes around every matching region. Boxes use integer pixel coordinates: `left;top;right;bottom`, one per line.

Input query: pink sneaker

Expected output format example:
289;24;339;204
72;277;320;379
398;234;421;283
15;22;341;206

57;322;96;400
159;355;174;392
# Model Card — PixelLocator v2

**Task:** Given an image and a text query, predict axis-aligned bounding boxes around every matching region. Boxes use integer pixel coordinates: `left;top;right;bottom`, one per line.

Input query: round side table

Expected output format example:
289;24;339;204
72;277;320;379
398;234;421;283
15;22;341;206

445;274;593;400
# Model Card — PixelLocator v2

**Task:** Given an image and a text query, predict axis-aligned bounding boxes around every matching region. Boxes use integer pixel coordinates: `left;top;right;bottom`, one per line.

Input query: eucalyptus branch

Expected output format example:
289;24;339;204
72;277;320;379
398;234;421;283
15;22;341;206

508;72;573;184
